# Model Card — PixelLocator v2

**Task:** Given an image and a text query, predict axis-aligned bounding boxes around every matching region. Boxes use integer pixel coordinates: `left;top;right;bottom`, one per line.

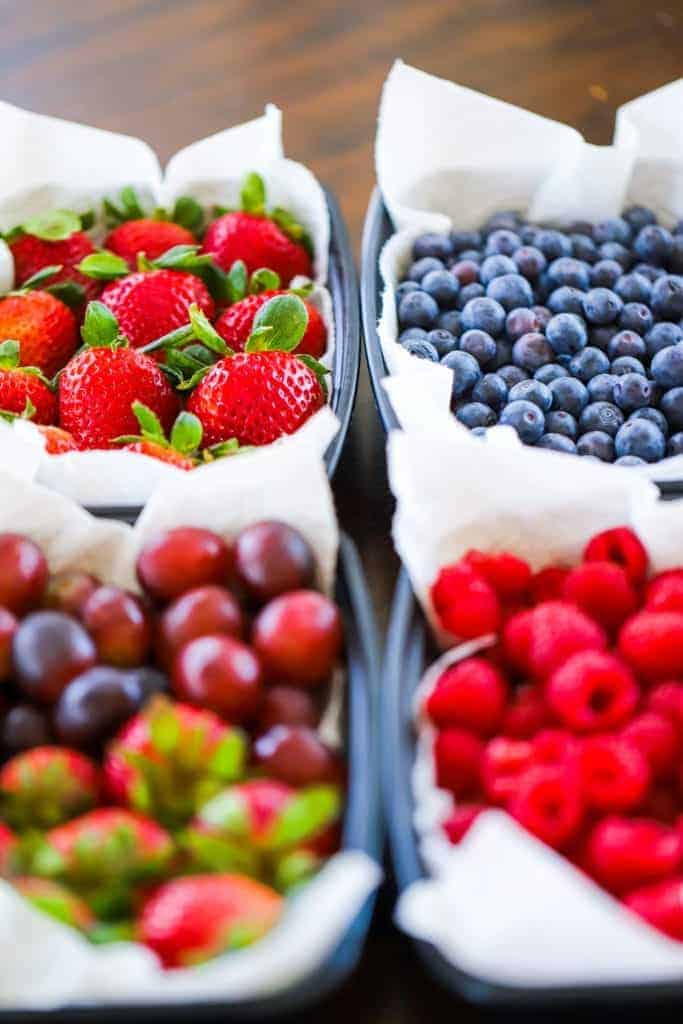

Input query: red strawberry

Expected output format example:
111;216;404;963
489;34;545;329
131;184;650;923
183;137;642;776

104;696;247;828
37;425;78;454
13;876;95;932
215;289;326;358
115;401;205;470
138;873;282;967
201;173;312;284
57;303;180;450
0;340;56;424
0;290;77;377
8;208;100;305
106;221;197;270
0;746;99;829
0;822;17;875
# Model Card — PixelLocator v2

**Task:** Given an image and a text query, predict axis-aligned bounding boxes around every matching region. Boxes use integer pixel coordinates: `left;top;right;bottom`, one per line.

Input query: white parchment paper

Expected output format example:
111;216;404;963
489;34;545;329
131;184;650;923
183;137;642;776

0;101;335;507
388;421;683;986
0;411;381;1008
375;61;683;481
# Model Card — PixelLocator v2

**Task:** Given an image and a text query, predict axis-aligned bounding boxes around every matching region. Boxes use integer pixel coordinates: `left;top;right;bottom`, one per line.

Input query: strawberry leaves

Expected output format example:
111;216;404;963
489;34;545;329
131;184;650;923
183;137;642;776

245;294;308;353
22;209;82;242
114;402;204;458
238;172;313;254
103;186;146;226
171;196;204;234
81;302;128;349
0;340;53;389
76;251;129;280
104;186;204;234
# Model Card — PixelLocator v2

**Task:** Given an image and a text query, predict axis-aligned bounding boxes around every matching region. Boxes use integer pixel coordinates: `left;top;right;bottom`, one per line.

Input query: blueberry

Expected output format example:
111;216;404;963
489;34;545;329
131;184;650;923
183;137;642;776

577;430;615;461
500;400;545;443
426;329;458;357
583;288;623;325
508;378;552;411
534;364;568;386
589;326;618;351
570;234;599;263
594;216;632;245
651;342;683;389
614;419;666;462
588;373;618;403
487;273;534;311
407;257;445;282
514;246;547;279
579;401;624;437
472;372;508;410
436;310;463;336
615;273;651;304
512;332;555;372
634;225;674;266
459;250;483;264
591;260;623;289
480;254;517;286
399;327;428;342
568;346;610;382
498;364;529;388
456;402;496;429
520;225;538;245
457;283;485;309
634;262;666;283
614;372;653;412
532;305;552;330
671;236;683;275
398;290;439;328
536;434;577;454
668;432;683;456
549;376;589;417
651;275;683;320
535;271;552;303
451;260;480;286
608;330;647;361
459;329;497;366
485;229;522;256
623;206;657;233
413;233;453;261
506;307;541;340
618;302;653;336
547;257;590;291
483;212;521;235
630;407;669;436
546;410;578;438
615;455;646;466
492;338;513;368
611;355;646;377
441;350;482;399
599;242;632;269
548;286;586;316
400;338;440;361
396;280;420;303
659;385;683;430
546;313;588;355
451;230;482;254
421;269;460;310
461;296;506;336
535;229;572;261
645;322;683;358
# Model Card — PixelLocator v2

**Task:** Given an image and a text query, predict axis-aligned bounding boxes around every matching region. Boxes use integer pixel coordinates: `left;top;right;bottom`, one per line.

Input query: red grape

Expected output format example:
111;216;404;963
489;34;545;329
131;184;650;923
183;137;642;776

81;586;152;667
253;725;342;786
136;527;233;603
252;590;343;686
12;611;97;703
172;634;263;720
234;521;315;603
157;585;243;667
0;534;48;614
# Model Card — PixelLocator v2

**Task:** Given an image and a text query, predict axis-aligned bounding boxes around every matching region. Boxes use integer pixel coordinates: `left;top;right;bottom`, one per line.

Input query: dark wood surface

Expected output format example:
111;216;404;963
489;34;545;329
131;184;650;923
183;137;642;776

2;1;683;1019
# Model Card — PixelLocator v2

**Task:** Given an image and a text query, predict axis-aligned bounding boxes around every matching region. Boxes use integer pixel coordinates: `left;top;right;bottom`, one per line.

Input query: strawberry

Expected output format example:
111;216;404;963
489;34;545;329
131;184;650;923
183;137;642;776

215;288;326;359
0;822;18;875
114;401;203;470
104;696;247;829
0;746;99;829
184;294;326;448
13;876;95;932
37;425;78;454
8;209;101;305
0;340;56;424
201;173;312;285
0;289;77;377
138;873;282;967
57;303;180;450
102;187;203;270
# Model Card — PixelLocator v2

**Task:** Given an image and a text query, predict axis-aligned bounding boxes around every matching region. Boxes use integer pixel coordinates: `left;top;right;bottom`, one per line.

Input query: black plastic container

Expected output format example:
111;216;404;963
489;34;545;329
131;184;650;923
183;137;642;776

2;533;381;1023
383;566;683;1007
88;186;360;524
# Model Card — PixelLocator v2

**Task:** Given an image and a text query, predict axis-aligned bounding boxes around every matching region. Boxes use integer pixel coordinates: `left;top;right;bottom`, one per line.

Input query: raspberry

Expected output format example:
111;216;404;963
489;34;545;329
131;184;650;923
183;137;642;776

526;601;606;681
641;787;679;824
463;550;532;600
502;610;534;673
648;683;683;738
579;736;650;812
508;766;583;849
584;817;682;894
622;713;679;781
532;729;579;767
442;803;485;844
501;683;548;738
562;561;637;631
546;651;639;733
624;879;683;941
481;736;532;804
433;728;483;798
583;527;648;586
619;612;683;682
425;657;508;736
530;567;569;603
647;572;683;614
430;562;501;639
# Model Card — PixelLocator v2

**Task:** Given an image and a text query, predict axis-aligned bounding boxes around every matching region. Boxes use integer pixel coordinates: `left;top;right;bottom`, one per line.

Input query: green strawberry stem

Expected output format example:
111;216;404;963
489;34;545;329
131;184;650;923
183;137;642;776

103;186;203;234
114;402;203;457
80;302;128;349
239;172;312;254
0;340;54;388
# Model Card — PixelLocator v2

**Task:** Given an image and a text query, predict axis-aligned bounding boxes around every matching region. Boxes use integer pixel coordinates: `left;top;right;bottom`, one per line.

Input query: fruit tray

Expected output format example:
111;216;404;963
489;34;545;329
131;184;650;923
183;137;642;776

382;419;683;1006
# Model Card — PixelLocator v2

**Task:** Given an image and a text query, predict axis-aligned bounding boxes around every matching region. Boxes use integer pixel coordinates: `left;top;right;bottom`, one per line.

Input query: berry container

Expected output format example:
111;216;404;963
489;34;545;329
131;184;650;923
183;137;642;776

90;186;360;525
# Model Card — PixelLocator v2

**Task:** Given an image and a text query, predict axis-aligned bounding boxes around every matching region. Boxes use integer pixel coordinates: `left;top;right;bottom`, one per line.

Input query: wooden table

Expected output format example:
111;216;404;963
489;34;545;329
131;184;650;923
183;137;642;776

2;1;682;1018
